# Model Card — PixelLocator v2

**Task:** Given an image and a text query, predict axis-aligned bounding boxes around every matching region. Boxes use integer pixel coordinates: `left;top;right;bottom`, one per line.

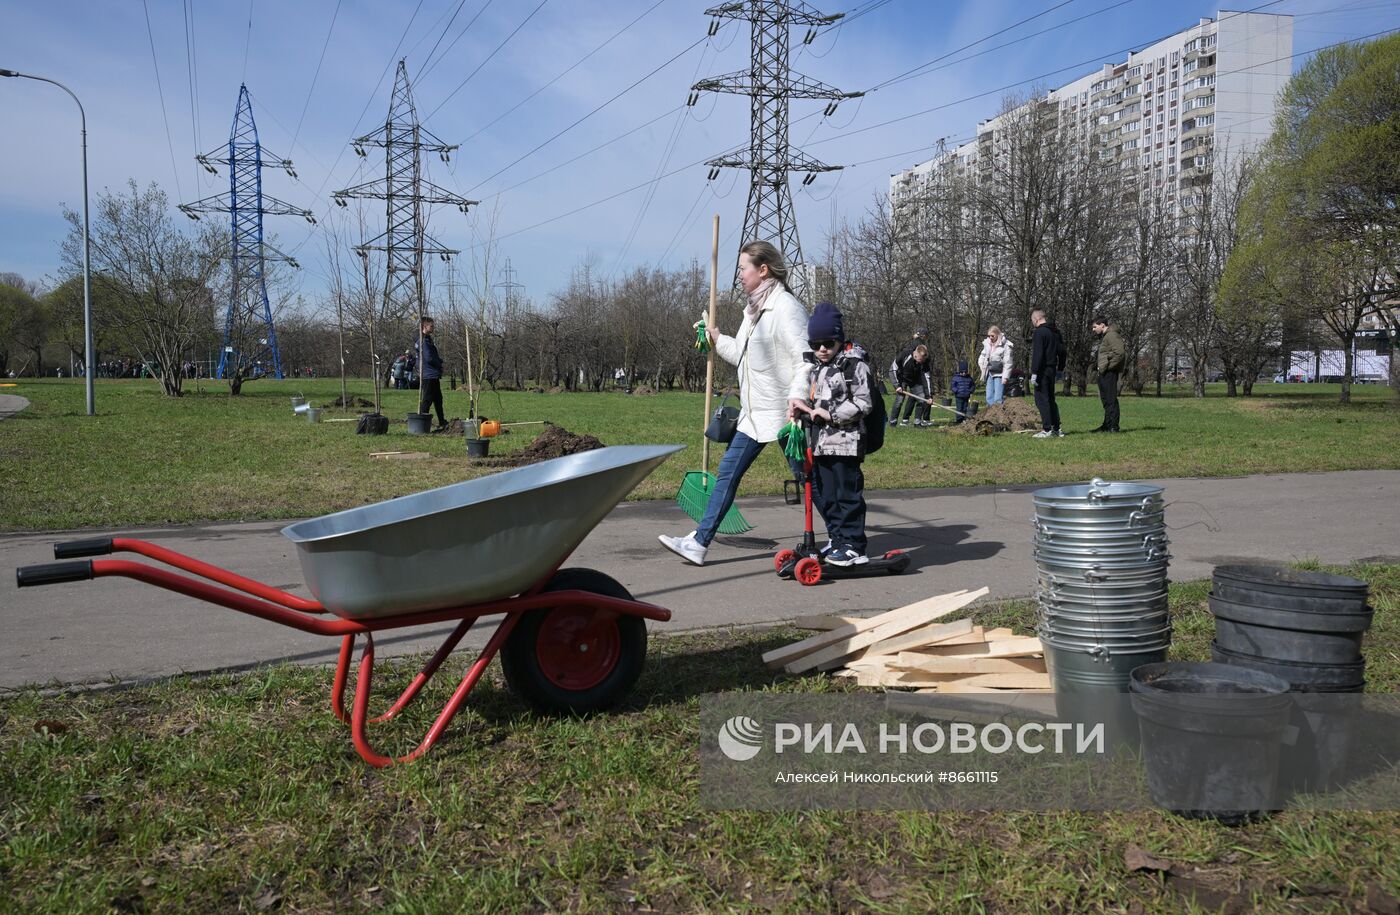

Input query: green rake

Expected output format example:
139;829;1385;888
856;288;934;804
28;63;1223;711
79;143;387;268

674;214;752;535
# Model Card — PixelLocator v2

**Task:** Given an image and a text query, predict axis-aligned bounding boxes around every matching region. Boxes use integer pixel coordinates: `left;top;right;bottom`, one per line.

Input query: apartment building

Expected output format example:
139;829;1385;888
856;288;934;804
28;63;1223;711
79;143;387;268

889;11;1294;217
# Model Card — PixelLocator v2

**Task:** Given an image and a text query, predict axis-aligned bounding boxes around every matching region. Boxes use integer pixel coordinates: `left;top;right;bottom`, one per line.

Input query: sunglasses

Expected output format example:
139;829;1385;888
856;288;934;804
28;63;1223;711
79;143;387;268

808;339;839;350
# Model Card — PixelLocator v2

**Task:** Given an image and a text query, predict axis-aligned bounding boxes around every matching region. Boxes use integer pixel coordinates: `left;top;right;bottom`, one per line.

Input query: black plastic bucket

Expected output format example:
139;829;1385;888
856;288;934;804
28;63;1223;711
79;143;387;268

1213;565;1368;604
1209;594;1370;665
968;401;979;416
406;412;432;435
1212;579;1368;614
465;437;490;458
1130;661;1293;823
1210;641;1366;692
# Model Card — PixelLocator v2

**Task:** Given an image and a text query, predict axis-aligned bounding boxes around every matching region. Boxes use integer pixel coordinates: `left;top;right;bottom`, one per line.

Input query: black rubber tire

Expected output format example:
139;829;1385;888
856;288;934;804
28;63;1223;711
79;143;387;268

501;568;648;715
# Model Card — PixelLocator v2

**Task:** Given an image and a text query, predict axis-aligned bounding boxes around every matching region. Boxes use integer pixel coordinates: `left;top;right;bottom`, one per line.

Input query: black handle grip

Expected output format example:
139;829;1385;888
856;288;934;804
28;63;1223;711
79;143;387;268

53;538;114;559
16;561;94;588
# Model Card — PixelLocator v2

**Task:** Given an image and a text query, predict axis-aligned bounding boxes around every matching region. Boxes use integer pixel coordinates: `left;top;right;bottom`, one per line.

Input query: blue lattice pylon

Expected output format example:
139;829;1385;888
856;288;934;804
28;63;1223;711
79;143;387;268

180;85;314;381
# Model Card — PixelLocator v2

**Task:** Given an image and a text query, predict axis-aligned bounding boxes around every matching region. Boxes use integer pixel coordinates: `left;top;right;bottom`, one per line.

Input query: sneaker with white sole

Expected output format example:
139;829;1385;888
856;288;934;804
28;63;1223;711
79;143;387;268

825;547;868;567
658;531;707;566
1033;429;1054;438
1055;429;1065;437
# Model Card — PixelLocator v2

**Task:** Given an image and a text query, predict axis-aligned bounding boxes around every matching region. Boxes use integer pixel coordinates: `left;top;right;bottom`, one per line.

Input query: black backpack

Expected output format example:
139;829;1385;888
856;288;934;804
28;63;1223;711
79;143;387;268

841;349;886;455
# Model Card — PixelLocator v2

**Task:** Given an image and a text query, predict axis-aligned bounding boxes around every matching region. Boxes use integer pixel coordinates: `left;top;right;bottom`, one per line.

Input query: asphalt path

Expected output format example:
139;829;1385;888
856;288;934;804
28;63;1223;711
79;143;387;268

4;469;1398;690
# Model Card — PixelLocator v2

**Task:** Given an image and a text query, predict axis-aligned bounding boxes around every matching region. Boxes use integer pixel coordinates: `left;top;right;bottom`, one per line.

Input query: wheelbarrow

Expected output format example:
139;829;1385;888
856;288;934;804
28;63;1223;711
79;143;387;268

16;445;683;767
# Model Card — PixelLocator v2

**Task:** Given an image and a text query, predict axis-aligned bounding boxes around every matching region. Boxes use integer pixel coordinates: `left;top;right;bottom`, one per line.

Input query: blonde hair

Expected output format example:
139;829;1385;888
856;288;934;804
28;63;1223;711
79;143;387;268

987;325;1001;338
913;344;928;357
740;240;790;290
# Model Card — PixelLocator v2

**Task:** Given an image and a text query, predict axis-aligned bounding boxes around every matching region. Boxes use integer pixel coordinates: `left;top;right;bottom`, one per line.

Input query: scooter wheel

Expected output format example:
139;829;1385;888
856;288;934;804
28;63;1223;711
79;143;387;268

774;549;798;573
883;550;904;560
794;557;822;586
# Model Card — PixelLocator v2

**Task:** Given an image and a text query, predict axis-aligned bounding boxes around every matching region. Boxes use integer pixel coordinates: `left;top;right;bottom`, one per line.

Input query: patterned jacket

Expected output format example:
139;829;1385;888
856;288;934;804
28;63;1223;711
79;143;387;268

804;348;874;458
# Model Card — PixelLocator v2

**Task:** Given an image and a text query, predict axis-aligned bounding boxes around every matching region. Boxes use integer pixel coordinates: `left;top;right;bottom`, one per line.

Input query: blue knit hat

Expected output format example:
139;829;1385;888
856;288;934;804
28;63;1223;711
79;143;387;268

807;301;844;342
958;360;969;374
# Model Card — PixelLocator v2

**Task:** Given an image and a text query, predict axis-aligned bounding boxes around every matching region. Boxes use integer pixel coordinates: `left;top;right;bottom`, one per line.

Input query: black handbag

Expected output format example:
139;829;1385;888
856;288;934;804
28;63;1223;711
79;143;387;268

705;390;740;443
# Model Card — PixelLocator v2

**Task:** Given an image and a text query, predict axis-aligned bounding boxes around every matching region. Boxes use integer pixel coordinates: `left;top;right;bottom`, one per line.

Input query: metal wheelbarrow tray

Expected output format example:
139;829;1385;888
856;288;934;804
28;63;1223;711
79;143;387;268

17;445;683;767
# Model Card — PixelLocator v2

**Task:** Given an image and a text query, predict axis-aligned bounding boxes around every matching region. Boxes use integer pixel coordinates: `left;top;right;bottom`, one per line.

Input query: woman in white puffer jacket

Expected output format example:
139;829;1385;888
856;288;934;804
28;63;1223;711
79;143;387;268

659;240;809;566
977;325;1013;405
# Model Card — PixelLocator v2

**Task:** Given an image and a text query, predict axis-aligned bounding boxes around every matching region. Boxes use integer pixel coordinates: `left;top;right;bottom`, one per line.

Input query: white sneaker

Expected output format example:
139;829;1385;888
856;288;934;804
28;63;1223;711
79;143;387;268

659;531;707;566
1055;429;1065;437
1033;430;1054;438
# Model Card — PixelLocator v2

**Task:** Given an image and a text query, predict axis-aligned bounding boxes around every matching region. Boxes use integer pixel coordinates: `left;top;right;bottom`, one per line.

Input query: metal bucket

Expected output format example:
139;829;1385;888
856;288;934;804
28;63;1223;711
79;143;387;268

1041;595;1169;617
1034;539;1169;560
1033;478;1164;507
305;407;321;423
1039;577;1169;600
1036;526;1164;548
291;395;307;411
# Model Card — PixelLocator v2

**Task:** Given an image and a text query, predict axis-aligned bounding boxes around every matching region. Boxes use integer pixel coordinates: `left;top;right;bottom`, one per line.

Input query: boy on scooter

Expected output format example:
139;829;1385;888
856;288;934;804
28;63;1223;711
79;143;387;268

791;302;874;567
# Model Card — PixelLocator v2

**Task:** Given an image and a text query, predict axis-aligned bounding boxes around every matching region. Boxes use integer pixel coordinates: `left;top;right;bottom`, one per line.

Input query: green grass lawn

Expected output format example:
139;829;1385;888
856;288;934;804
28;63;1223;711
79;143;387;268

2;563;1397;913
0;377;1396;531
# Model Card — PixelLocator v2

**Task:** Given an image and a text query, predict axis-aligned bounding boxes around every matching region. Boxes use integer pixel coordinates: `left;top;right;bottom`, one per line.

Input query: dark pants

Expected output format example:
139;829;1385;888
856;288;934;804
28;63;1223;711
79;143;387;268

891;381;928;424
812;455;867;554
954;396;969;423
419;377;446;425
1098;370;1120;431
1034;372;1060;432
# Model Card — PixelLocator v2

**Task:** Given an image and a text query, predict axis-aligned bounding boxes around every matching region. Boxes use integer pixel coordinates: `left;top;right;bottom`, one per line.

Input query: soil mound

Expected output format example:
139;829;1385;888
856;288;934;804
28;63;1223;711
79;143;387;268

326;395;375;408
949;397;1042;435
487;425;604;467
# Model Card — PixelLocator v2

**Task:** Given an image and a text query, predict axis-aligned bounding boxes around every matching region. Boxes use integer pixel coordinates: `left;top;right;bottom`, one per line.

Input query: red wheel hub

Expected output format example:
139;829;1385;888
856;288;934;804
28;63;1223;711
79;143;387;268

774;549;798;572
535;607;622;691
794;557;822;586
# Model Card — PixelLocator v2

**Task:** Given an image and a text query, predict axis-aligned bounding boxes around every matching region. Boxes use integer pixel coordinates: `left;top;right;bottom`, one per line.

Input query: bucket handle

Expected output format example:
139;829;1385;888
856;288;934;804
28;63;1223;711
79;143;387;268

1087;477;1109;501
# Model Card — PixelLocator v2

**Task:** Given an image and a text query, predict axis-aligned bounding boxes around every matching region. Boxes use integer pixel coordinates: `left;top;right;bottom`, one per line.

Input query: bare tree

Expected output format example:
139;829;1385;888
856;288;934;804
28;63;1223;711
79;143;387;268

60;181;224;396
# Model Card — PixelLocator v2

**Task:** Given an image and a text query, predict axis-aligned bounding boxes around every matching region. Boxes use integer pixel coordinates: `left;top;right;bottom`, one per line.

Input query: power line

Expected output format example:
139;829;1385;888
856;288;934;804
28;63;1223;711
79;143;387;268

141;0;184;200
291;0;342;152
181;0;202;190
421;0;473;73
462;0;670;144
424;0;550;120
241;0;254;83
465;35;708;194
417;0;501;81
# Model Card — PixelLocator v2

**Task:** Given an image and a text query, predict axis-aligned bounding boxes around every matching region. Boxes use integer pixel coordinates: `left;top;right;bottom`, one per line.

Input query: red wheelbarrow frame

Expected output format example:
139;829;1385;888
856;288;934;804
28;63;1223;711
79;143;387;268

16;537;671;768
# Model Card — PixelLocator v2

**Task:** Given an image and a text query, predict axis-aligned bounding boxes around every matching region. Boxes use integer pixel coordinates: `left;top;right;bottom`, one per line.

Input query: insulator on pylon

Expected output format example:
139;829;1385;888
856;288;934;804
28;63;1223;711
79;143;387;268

803;27;817;44
823;101;838;117
803;172;817;186
353;145;366;158
707;166;721;181
687;90;699;107
708;18;720;36
288;258;300;269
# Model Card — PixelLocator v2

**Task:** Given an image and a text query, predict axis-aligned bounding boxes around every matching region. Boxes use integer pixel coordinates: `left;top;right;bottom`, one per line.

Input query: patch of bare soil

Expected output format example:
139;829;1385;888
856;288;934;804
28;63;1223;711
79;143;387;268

948;397;1042;435
486;425;604;468
325;395;375;408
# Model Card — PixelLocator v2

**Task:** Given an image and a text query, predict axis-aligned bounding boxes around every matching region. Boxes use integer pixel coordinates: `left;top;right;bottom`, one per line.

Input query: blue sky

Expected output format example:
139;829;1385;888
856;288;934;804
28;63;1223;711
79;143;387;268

2;0;1396;306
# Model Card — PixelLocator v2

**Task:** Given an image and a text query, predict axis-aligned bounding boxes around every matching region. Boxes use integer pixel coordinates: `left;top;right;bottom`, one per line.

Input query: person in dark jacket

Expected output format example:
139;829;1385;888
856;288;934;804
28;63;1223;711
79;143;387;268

950;360;975;424
889;344;930;427
1091;315;1125;432
1029;309;1064;438
416;316;447;429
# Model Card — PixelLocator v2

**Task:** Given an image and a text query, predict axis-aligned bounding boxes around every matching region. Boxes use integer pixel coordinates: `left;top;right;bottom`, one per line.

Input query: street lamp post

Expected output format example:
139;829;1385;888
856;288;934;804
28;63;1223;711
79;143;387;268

1;68;94;415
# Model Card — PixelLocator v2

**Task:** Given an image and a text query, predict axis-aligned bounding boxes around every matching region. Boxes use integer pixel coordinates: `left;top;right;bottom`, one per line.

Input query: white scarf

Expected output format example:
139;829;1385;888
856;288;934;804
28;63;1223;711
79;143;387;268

744;277;777;323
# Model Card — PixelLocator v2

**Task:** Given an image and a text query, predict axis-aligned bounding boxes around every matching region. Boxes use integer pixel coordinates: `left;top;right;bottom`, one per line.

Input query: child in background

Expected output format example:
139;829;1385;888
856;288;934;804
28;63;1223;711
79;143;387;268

795;302;873;566
951;360;975;424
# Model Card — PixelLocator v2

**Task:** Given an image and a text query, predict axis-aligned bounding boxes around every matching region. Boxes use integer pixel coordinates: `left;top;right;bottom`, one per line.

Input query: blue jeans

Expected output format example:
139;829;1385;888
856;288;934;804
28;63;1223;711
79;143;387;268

696;431;800;546
986;375;1005;405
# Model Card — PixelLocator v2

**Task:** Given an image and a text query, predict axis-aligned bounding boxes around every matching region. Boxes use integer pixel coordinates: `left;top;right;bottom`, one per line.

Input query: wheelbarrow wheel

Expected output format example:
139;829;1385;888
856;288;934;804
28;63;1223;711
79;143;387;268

501;568;647;716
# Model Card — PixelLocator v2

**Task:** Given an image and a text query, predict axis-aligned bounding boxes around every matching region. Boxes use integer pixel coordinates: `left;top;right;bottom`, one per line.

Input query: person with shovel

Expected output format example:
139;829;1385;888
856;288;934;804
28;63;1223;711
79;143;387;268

659;240;809;567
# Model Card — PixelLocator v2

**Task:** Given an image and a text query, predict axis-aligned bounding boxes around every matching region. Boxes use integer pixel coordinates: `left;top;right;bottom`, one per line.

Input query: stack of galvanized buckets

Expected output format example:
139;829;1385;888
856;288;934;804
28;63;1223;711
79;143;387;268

1034;478;1170;738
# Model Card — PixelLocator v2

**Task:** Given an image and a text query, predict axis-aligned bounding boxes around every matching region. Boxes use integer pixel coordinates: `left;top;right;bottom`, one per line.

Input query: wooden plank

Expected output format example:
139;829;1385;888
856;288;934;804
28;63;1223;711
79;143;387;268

892;655;1047;675
761;589;971;669
889;671;1052;690
985;627;1015;638
920;683;1055;695
783;589;988;674
814;619;978;672
860;618;979;656
886;636;1042;659
370;451;431;460
792;613;865;631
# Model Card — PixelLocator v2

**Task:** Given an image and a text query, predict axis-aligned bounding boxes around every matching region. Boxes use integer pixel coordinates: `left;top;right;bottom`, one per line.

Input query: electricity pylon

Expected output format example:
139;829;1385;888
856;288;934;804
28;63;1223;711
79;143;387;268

332;60;476;327
690;1;859;298
180;84;314;381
